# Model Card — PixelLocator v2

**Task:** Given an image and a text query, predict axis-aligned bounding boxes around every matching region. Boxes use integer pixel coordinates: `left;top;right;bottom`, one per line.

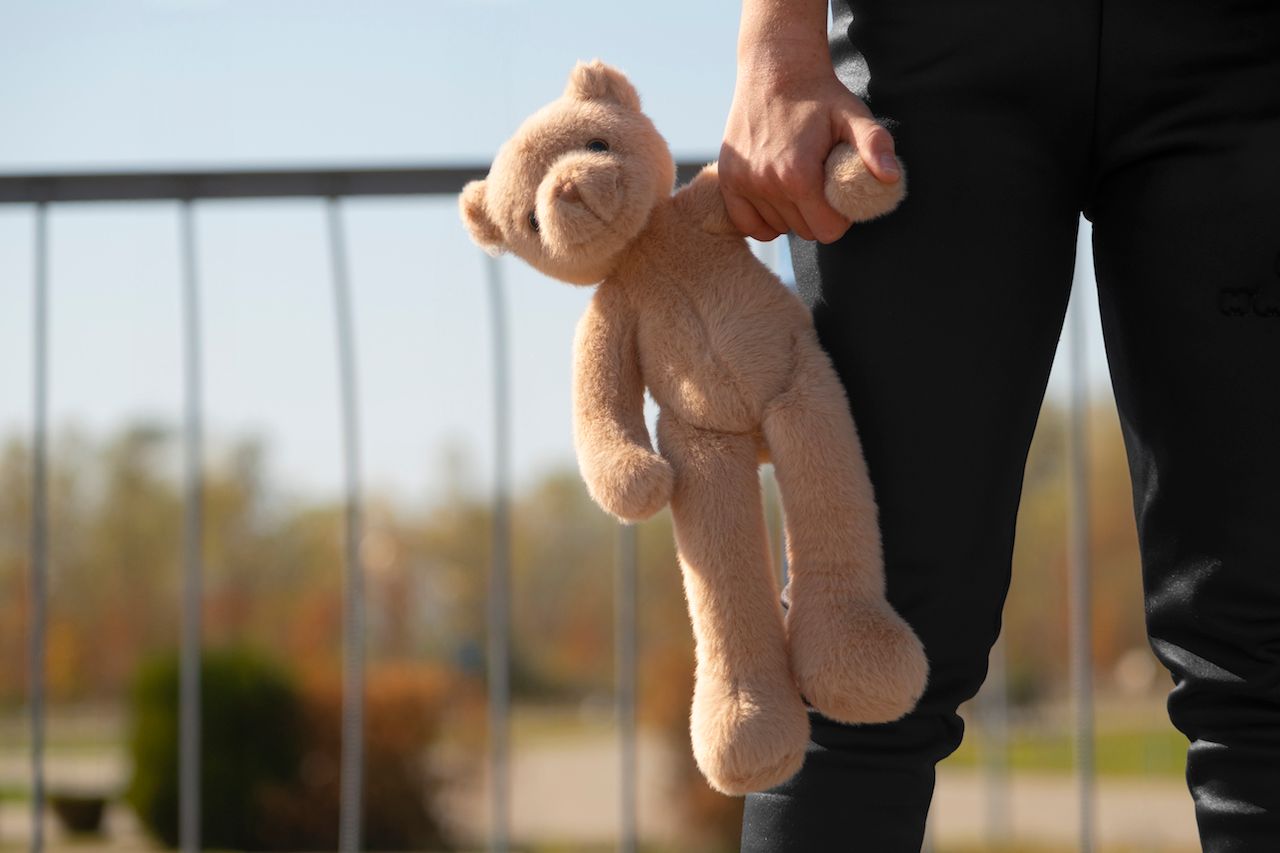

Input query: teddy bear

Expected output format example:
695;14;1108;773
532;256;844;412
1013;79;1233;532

459;59;929;796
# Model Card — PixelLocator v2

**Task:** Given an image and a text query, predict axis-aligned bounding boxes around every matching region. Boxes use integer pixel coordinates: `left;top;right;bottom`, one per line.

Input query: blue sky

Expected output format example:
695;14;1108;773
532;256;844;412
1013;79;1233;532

0;0;1110;506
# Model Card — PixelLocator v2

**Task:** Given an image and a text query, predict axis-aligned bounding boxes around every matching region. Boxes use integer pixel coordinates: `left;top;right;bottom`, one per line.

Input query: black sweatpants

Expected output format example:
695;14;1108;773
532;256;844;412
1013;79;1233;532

740;0;1280;850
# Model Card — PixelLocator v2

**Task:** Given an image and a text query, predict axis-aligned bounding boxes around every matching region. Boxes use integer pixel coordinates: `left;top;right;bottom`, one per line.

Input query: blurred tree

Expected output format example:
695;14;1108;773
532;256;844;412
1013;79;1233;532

0;438;31;707
0;398;1153;848
1006;399;1145;703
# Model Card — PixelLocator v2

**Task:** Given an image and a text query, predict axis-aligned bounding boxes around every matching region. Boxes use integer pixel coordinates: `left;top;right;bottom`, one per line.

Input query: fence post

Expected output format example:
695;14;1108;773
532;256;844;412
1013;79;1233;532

1067;222;1096;853
178;199;205;853
981;634;1012;847
484;252;512;853
28;202;49;853
616;524;639;853
328;197;366;853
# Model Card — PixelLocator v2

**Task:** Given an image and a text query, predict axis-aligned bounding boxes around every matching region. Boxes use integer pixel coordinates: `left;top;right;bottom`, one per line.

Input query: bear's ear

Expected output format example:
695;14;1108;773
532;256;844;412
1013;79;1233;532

564;59;641;111
459;179;506;255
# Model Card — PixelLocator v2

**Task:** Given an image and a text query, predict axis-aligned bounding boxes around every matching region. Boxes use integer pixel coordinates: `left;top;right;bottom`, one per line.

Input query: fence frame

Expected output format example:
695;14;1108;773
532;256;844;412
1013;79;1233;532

0;160;705;853
0;163;1095;853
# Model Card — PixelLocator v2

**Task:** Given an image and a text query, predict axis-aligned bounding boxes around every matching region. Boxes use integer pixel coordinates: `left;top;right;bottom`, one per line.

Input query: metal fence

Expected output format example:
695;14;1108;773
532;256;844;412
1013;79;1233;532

0;164;1096;852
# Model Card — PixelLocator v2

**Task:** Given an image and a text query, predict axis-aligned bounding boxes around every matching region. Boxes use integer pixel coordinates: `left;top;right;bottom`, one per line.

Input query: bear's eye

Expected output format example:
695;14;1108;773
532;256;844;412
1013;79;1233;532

528;211;539;233
586;138;609;153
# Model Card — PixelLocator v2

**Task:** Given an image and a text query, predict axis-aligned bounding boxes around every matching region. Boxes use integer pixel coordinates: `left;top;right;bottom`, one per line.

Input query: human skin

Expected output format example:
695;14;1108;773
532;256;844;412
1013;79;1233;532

720;0;902;243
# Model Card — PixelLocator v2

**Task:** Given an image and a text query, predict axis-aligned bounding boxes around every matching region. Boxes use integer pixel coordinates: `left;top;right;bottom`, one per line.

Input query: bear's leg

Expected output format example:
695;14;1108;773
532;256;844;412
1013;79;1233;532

763;336;929;724
655;410;810;796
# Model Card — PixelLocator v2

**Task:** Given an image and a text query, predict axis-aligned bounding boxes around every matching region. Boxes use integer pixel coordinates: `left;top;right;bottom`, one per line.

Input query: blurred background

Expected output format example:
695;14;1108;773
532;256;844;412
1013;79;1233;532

0;2;1197;851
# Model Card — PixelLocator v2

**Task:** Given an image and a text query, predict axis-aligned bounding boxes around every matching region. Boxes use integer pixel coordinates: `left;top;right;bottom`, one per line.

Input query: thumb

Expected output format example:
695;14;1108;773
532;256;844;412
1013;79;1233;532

837;107;901;184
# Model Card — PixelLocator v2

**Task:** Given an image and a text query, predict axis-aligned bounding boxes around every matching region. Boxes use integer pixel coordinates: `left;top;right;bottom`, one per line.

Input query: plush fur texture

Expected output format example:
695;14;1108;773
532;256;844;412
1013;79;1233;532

460;59;928;796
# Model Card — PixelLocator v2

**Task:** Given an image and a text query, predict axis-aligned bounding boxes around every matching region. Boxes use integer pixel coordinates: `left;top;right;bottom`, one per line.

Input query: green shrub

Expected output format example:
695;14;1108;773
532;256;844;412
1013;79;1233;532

127;649;455;850
126;647;302;850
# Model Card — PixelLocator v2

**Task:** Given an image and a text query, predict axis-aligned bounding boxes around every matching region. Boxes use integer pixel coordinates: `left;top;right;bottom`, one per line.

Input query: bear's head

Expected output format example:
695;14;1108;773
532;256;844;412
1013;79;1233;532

459;60;676;285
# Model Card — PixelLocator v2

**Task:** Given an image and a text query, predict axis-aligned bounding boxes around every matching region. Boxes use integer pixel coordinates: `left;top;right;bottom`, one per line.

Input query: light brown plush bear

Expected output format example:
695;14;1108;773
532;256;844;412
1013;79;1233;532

460;60;929;796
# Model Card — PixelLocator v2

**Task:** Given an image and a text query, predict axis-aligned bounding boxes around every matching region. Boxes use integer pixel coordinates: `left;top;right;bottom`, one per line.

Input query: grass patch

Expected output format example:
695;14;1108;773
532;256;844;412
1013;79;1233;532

0;784;28;803
944;726;1188;778
509;703;615;743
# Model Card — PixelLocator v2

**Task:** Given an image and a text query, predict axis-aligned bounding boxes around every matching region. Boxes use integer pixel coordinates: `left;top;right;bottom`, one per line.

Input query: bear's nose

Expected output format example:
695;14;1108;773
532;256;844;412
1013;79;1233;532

553;180;582;204
542;159;622;225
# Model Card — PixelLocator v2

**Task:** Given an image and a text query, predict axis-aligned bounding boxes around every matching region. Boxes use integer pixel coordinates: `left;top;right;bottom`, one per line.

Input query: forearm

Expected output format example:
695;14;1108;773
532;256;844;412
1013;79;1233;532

736;0;833;87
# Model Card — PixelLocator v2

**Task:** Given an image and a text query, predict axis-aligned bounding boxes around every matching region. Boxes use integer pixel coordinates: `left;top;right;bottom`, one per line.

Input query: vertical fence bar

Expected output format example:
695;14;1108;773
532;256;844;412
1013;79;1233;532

1067;228;1096;853
484;252;511;853
178;199;204;853
28;202;49;853
616;524;638;853
981;634;1012;847
328;197;366;853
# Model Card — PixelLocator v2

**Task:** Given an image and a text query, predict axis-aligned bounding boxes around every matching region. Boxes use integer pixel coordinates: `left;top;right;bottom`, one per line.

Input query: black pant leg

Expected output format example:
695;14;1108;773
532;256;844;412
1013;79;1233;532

1089;2;1280;848
739;3;1095;849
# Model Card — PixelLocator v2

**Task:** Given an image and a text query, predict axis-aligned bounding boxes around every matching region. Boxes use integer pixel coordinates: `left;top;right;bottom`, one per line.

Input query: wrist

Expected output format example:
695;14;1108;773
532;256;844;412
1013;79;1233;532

736;30;834;93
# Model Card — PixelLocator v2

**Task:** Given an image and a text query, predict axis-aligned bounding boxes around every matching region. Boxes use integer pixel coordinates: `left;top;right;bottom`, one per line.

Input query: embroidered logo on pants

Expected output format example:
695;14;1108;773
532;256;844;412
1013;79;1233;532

1219;252;1280;318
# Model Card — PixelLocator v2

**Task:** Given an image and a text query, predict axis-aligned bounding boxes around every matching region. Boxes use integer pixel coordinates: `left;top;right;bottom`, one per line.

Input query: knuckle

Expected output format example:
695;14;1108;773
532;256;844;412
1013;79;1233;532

748;166;775;195
719;167;747;193
772;162;813;195
860;122;894;150
839;90;873;114
739;170;772;198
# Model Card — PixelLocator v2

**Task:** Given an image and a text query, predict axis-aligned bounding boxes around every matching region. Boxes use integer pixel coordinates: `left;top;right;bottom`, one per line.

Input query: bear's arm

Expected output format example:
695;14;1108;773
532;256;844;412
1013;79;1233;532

672;163;742;237
571;286;673;522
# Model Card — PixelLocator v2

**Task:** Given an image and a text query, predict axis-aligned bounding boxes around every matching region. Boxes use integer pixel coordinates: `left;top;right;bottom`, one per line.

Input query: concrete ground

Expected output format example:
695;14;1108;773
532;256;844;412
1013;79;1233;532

930;767;1198;852
436;730;1201;851
1;728;1200;852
